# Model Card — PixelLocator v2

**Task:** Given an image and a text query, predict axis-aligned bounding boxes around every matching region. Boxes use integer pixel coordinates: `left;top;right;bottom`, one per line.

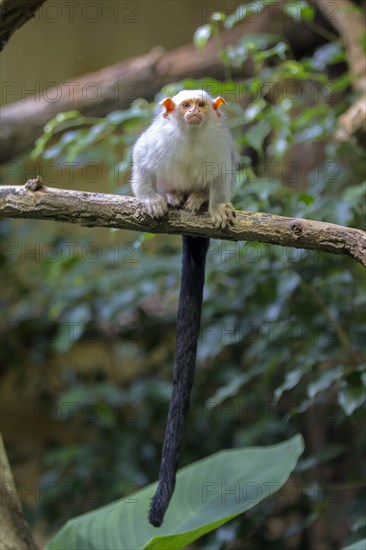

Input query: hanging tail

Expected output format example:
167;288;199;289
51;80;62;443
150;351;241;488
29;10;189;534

149;235;209;527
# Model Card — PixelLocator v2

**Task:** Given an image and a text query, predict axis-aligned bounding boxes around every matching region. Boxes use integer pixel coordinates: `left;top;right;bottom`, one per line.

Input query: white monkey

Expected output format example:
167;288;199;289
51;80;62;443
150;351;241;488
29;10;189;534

132;89;236;228
131;90;236;527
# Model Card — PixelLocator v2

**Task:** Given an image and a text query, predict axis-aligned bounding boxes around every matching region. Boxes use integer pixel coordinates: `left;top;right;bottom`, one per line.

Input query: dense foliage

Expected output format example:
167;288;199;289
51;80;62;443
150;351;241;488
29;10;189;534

1;1;365;548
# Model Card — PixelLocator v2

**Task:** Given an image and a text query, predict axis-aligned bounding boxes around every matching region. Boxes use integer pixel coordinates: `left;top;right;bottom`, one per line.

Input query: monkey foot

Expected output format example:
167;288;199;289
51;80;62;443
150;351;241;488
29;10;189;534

209;203;236;229
144;196;168;218
184;192;208;213
165;192;185;208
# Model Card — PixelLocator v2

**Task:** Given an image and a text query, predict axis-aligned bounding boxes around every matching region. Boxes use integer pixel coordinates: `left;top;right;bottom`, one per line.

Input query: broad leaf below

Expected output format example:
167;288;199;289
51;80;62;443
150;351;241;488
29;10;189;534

46;434;304;550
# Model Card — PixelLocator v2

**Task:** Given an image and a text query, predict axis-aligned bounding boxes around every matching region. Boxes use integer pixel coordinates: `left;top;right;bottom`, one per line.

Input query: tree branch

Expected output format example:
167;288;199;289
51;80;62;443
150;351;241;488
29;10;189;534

0;0;46;51
0;433;39;550
1;182;365;267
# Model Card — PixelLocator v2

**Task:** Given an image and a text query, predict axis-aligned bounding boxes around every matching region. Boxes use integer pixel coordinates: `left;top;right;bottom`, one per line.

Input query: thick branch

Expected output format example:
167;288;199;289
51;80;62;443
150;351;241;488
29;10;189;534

0;0;46;50
1;183;365;267
0;433;39;550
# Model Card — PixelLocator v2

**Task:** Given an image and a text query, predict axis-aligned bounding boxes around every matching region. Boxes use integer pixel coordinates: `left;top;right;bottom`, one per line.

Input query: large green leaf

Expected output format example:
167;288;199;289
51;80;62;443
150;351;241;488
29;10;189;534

46;435;304;550
342;539;366;550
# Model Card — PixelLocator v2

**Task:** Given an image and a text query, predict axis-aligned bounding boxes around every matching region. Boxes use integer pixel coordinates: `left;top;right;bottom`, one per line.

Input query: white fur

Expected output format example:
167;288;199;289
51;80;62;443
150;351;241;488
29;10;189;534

131;90;235;198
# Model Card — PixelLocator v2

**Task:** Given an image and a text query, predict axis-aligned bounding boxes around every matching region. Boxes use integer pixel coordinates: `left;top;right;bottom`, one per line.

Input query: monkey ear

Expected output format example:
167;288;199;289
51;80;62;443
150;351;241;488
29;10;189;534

213;96;225;115
160;97;175;118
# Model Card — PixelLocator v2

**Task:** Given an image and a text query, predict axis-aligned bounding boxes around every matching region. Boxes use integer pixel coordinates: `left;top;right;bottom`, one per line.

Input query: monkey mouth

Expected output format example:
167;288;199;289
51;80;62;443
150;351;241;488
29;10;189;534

186;114;202;125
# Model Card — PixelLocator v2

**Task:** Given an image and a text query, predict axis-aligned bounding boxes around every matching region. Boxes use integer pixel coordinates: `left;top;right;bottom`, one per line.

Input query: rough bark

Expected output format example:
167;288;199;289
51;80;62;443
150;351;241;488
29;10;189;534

1;182;365;267
0;0;46;50
0;433;39;550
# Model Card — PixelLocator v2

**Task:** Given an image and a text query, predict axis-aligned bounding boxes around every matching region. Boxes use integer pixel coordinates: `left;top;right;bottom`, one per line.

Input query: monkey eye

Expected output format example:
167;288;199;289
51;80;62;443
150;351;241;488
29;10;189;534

198;101;206;108
182;101;191;108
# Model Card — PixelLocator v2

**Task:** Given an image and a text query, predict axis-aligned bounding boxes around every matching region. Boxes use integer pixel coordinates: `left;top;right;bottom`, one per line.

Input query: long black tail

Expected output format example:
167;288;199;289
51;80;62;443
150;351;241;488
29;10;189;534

149;235;209;527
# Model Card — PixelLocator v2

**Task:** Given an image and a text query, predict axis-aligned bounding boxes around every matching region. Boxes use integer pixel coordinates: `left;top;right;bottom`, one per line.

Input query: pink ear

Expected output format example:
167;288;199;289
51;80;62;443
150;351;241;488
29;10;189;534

160;97;175;118
213;96;225;116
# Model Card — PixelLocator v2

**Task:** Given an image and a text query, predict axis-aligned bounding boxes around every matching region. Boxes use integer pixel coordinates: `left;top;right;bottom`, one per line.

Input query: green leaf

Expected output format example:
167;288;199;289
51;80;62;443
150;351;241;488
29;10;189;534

44;110;81;133
224;2;268;29
207;364;266;406
312;43;346;70
298;193;315;206
274;367;306;403
238;33;282;51
254;42;288;63
245;119;272;152
193;25;212;49
343;182;366;208
45;436;304;550
307;365;343;399
284;1;314;22
342;539;366;550
106;104;151;125
338;380;366;416
210;11;226;22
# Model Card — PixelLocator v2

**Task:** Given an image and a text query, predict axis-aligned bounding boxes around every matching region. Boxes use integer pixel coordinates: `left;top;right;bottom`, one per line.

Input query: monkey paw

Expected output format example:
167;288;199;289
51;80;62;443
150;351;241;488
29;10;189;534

209;203;236;229
184;192;208;213
165;192;185;208
144;196;169;218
